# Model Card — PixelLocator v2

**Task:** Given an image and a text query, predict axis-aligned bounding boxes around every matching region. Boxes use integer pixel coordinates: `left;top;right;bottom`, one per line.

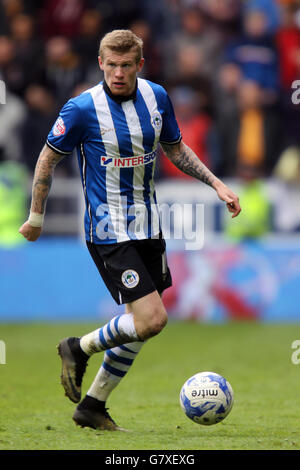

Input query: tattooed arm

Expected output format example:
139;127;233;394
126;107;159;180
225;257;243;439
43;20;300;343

19;145;65;241
161;140;241;218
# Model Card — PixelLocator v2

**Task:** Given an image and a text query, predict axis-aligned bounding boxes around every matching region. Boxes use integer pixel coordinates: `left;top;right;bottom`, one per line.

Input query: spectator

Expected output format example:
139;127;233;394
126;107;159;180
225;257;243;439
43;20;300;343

72;9;104;85
38;36;86;107
274;1;300;175
0;160;28;247
160;86;215;179
276;2;300;90
2;0;24;20
163;6;222;84
0;0;9;35
0;35;29;96
129;19;162;83
243;0;281;35
9;14;44;88
224;163;271;241
198;0;242;41
212;62;241;176
224;8;280;98
0;89;26;162
72;9;103;64
215;6;281;176
85;0;142;34
139;0;182;41
236;80;268;169
39;0;86;39
0;0;295;186
20;84;58;173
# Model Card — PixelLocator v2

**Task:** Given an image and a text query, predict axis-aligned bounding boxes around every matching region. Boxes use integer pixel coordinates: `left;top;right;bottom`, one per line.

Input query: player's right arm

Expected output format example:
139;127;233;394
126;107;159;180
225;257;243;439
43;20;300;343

19;144;65;242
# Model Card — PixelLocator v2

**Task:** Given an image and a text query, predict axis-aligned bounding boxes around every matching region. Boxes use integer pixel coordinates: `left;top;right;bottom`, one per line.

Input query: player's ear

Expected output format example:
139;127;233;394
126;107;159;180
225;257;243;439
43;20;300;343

98;56;104;70
137;57;145;73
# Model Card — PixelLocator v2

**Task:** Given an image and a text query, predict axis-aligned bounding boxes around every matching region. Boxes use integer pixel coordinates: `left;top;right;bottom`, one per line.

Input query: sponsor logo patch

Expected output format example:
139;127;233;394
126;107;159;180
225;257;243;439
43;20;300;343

53;117;66;136
121;270;140;288
101;150;156;168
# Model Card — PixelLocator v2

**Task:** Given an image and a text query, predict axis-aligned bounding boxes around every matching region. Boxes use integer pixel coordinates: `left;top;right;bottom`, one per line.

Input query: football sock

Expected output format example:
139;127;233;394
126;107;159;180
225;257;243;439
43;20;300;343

86;341;145;402
68;337;90;362
79;313;140;356
77;394;105;411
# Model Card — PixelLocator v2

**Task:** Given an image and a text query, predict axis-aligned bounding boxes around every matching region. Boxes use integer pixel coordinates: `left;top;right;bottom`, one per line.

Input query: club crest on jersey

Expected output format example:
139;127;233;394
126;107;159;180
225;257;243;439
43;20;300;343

100;150;156;168
151;111;162;131
121;270;140;289
53;117;66;136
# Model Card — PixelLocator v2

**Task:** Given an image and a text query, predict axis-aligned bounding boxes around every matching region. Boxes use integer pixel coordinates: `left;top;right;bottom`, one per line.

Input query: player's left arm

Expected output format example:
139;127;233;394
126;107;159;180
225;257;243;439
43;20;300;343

160;140;241;218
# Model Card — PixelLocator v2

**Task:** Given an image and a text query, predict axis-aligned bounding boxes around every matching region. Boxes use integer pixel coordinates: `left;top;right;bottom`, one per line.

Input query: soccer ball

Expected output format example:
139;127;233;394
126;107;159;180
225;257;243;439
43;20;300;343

179;371;234;426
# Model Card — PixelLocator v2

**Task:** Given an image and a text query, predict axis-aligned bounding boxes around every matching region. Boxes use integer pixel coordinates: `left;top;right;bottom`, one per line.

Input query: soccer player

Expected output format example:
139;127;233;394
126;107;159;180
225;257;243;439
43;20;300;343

19;30;241;431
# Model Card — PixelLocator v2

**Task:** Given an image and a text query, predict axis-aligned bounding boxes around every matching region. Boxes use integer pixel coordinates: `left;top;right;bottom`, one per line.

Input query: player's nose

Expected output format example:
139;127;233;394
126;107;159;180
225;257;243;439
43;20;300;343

115;66;124;77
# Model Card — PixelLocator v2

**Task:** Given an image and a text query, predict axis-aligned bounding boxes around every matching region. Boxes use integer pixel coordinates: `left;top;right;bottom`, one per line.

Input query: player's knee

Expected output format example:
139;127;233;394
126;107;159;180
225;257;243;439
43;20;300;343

145;308;168;338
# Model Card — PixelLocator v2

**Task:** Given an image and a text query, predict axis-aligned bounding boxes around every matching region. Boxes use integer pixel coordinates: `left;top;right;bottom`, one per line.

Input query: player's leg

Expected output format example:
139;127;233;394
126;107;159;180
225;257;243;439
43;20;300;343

80;303;145;402
57;307;144;405
70;292;167;430
83;339;145;402
74;304;146;430
126;289;168;340
58;237;171;429
57;241;139;404
58;240;166;404
79;289;166;355
59;289;166;402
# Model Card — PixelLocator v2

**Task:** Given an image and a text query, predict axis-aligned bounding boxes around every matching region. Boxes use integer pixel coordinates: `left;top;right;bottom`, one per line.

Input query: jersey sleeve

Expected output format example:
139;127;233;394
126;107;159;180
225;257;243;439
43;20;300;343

159;92;182;145
46;99;83;155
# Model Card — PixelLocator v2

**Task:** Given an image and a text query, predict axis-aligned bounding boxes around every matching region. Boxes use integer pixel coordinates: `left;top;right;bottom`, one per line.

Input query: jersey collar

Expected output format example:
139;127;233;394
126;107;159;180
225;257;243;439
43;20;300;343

103;80;137;103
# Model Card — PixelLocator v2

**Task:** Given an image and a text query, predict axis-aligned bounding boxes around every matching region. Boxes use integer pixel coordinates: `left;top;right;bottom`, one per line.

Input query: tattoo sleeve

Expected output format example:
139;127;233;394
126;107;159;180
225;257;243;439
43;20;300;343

30;144;65;214
161;141;216;187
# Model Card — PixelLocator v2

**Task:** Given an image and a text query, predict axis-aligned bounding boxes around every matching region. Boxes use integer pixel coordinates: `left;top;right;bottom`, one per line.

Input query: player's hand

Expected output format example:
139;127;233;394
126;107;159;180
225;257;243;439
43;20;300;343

213;180;241;218
19;221;42;242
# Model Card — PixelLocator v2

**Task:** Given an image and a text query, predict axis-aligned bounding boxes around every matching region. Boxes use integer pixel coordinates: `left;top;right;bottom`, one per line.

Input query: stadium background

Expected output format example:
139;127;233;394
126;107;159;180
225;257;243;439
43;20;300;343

1;0;300;323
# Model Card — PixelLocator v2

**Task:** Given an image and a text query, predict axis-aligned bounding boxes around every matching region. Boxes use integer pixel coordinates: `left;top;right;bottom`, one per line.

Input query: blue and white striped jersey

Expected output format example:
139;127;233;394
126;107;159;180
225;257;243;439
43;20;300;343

47;78;181;244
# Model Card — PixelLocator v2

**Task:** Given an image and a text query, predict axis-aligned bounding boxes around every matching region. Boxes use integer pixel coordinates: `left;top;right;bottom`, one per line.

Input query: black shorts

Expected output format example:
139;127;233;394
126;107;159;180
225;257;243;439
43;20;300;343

87;235;172;305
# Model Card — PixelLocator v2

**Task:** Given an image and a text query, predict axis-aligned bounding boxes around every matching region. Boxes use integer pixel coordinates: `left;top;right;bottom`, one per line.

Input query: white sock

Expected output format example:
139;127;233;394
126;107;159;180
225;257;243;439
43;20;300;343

86;341;145;402
79;313;139;356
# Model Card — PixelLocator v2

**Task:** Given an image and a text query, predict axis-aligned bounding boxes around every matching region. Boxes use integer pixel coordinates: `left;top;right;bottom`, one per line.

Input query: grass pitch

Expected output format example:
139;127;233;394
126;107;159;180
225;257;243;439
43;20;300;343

0;321;300;450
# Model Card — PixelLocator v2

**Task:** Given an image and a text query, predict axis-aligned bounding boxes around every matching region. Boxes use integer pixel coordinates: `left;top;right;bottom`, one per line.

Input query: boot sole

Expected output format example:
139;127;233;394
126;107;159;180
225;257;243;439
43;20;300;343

57;338;81;403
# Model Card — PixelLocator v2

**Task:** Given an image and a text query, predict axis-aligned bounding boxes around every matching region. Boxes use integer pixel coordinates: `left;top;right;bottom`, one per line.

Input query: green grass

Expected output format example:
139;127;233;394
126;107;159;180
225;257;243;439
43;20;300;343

0;321;300;450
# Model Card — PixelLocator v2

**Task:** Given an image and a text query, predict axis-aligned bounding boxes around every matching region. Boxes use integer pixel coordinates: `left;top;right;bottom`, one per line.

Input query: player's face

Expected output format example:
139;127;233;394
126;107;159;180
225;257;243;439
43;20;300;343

99;49;144;96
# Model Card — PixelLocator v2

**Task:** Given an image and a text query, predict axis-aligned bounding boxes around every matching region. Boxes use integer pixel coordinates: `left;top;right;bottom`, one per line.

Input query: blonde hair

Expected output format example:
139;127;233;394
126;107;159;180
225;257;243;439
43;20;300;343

99;29;143;63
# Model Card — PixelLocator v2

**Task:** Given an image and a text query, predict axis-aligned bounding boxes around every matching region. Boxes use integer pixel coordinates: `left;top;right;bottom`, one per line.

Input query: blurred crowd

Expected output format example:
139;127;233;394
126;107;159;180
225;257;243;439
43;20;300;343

0;0;300;183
